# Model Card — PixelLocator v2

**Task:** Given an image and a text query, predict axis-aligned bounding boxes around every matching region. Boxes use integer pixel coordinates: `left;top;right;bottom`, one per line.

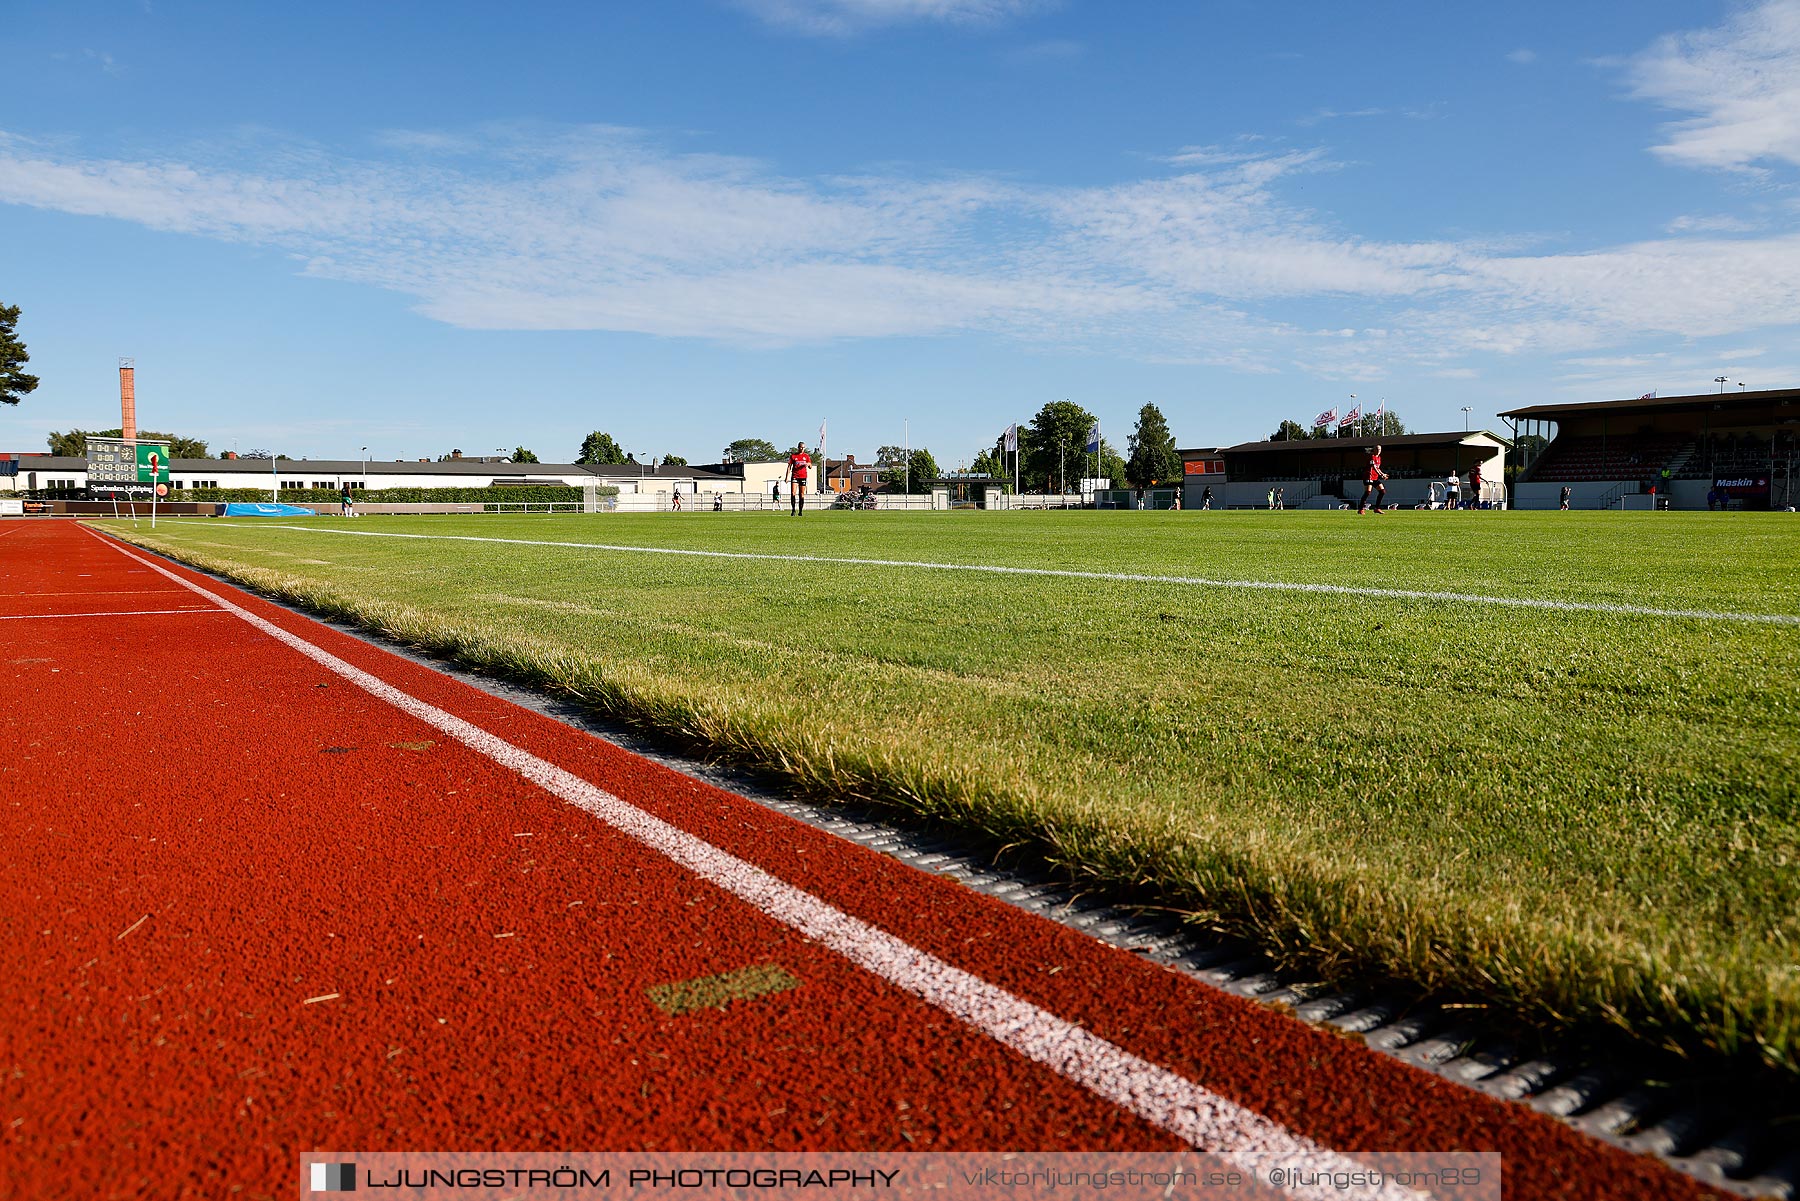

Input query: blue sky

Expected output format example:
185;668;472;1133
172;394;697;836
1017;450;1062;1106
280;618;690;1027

5;0;1800;465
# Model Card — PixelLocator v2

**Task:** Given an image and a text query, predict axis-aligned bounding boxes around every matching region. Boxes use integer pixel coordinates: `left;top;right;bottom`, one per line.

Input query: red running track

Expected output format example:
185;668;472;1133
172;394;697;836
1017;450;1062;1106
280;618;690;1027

0;520;1723;1199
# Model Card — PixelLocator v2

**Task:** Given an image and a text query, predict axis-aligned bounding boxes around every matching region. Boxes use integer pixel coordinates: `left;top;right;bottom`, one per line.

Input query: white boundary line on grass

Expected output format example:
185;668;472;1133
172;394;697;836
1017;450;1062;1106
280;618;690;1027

256;524;1800;627
87;527;1422;1201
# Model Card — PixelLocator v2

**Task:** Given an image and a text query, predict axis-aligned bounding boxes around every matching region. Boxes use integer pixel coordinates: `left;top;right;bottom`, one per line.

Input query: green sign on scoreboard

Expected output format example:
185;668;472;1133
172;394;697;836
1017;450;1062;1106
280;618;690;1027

135;442;171;484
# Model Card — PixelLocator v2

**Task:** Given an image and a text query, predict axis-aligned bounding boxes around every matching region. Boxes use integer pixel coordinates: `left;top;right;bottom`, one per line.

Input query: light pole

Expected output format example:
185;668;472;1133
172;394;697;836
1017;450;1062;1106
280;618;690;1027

360;446;368;490
1460;406;1472;432
1716;376;1729;393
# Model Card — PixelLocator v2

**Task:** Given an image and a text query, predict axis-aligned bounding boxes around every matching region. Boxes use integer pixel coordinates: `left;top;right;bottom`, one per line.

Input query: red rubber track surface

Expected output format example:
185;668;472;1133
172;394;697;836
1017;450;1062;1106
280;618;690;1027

0;521;1722;1200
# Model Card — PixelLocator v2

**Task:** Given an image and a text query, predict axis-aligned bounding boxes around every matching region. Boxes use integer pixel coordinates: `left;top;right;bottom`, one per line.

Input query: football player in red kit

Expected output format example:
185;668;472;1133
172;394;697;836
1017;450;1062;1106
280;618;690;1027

1358;445;1387;514
786;443;813;516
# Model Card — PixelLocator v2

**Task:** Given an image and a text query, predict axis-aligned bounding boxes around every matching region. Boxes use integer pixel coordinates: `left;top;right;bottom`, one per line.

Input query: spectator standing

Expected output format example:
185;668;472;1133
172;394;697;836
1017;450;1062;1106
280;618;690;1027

1560;485;1572;511
1469;463;1484;509
713;493;724;512
1444;471;1460;511
1201;485;1214;510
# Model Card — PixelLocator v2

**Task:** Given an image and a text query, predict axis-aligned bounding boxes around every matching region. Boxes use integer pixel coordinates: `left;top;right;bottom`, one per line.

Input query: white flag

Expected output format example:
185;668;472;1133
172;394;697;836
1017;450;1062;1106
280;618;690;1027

1003;423;1017;453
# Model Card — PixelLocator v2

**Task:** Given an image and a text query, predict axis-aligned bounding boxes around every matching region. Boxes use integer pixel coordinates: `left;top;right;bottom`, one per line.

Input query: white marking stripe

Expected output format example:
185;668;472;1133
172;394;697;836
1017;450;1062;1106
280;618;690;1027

90;529;1424;1201
257;524;1800;626
0;607;224;621
3;590;191;597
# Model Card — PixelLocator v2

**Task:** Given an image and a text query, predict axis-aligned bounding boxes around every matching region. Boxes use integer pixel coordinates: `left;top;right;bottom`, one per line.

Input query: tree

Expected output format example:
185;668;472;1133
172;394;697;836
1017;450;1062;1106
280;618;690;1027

1270;419;1312;442
1025;400;1099;493
969;448;1004;477
722;437;780;463
510;447;540;463
0;303;38;407
1125;403;1183;487
1358;410;1407;438
875;444;909;467
576;431;628;465
48;428;210;458
881;448;938;494
660;453;689;467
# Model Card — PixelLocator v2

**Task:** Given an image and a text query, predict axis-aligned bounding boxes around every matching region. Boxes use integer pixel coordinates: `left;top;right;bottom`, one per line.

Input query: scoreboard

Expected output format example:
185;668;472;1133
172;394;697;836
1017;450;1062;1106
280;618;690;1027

87;437;171;496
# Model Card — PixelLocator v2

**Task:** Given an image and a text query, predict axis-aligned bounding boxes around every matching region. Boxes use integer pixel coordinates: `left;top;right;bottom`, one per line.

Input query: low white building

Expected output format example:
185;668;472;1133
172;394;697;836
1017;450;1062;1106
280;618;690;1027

0;453;740;496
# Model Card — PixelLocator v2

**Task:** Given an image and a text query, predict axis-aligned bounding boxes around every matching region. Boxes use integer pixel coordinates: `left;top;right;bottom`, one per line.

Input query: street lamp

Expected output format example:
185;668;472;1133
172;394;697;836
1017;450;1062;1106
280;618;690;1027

360;446;368;490
1460;406;1473;432
1716;376;1730;393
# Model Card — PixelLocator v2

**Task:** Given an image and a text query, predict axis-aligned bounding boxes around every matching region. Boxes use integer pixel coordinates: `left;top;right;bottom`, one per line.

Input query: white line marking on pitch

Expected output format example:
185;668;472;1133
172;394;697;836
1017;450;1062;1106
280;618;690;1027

256;524;1800;627
87;528;1419;1201
0;607;225;621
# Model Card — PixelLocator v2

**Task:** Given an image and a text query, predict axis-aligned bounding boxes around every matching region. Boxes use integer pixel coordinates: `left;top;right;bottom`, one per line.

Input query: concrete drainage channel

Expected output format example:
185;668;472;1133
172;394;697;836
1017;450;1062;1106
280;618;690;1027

154;551;1800;1201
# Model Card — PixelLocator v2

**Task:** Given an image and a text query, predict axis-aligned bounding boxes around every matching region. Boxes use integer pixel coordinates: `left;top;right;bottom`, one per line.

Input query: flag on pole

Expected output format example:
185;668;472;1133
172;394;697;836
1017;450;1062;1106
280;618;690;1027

1371;400;1384;429
1313;408;1337;428
1084;422;1101;454
1003;423;1018;453
1639;391;1656;400
1340;405;1361;426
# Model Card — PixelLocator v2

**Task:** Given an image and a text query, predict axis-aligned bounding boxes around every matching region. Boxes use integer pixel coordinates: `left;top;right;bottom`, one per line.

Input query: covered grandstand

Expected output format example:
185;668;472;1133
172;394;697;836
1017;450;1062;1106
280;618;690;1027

1500;387;1800;510
1179;431;1508;509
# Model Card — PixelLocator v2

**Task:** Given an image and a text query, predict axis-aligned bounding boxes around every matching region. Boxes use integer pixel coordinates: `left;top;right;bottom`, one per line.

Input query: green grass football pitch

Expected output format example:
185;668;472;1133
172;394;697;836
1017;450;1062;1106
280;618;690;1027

102;508;1800;1076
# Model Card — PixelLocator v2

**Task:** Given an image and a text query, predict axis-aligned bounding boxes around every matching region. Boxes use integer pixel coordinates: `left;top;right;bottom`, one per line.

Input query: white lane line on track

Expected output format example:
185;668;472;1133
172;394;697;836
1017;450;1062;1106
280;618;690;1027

0;607;224;620
90;528;1423;1201
2;590;190;598
256;524;1800;626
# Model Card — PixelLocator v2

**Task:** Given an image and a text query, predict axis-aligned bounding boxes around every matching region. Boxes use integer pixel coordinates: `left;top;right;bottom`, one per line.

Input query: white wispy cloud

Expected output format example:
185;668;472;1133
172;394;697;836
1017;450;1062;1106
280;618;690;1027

2;122;1799;373
1664;212;1763;233
1627;0;1800;171
732;0;1046;36
1505;48;1537;65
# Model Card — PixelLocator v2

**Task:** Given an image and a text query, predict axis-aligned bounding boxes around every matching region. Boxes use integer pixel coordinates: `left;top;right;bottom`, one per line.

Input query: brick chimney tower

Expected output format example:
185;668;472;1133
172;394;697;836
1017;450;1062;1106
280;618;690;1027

119;358;137;441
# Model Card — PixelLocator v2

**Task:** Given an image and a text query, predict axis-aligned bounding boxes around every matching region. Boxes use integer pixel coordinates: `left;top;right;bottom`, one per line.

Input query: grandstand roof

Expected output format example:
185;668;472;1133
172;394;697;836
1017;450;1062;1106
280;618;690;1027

1498;386;1800;421
1219;430;1508;456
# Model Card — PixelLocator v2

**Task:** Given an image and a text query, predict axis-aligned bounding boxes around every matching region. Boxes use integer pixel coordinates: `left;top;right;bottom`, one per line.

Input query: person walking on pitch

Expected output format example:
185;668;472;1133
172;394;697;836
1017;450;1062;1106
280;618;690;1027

1358;445;1387;514
786;442;813;516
